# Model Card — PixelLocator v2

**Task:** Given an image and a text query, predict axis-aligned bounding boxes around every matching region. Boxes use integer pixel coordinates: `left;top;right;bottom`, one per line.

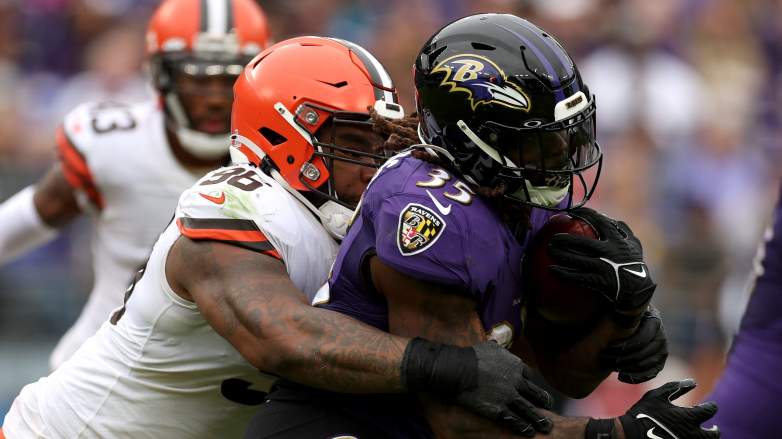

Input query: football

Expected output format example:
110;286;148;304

524;213;601;325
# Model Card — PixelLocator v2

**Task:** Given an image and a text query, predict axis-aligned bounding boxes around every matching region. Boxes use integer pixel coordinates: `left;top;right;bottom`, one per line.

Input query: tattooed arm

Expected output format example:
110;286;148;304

370;256;609;438
165;233;568;435
166;235;408;393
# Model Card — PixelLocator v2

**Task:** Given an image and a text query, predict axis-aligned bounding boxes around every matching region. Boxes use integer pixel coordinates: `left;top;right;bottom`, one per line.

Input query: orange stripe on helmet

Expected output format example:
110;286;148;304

146;0;269;56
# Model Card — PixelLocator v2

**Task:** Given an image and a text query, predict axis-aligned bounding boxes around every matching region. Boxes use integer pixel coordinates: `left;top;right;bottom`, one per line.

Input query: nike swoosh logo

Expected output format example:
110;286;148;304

199;192;226;205
622;266;647;278
316;79;348;88
636;413;679;439
426;190;451;216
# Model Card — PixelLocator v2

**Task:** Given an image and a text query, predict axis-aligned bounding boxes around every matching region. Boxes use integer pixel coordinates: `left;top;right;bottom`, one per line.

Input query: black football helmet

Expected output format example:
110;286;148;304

415;13;602;210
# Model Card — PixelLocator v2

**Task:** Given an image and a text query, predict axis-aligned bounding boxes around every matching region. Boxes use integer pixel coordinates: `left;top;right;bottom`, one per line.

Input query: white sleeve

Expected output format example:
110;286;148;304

56;103;105;210
175;165;282;259
0;186;58;265
176;164;339;298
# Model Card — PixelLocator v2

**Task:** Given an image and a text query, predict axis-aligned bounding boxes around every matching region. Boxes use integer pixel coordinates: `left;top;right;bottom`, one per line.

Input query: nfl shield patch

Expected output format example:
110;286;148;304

397;203;446;256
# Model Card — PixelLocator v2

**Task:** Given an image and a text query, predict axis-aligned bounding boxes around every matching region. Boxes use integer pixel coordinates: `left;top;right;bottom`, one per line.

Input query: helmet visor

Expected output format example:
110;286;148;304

478;99;601;209
482;100;599;176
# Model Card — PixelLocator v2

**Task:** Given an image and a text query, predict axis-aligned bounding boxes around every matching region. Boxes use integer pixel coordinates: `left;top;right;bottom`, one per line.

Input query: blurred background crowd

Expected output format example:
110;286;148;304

1;0;780;421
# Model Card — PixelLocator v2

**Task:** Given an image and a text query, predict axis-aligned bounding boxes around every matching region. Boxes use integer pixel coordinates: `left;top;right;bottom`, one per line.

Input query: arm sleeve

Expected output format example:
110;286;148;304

0;186;58;264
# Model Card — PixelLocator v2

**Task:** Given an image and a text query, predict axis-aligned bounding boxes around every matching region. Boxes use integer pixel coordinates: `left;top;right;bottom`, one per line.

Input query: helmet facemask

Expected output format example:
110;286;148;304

294;102;400;210
484;97;601;210
257;100;403;239
429;94;601;211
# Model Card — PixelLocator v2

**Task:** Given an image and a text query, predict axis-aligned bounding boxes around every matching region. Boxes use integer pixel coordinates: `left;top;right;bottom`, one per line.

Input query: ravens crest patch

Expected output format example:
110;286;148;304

397;203;446;256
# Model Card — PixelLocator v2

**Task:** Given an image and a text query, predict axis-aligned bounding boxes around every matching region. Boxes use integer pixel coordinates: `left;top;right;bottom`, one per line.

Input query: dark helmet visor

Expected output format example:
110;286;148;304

480;98;599;176
472;98;602;209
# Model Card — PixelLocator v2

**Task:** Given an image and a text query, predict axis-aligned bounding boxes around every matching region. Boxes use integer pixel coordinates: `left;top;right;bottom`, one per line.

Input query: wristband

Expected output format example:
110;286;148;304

585;418;618;439
400;337;477;395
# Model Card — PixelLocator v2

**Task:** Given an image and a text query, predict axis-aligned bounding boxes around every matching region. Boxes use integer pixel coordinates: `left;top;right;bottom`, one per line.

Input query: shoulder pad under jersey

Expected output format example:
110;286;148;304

176;164;282;259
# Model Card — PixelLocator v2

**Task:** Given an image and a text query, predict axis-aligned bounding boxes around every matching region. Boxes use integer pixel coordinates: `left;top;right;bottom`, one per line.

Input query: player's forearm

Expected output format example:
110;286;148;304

172;237;411;394
379;274;492;434
256;302;409;393
0;186;58;264
535;412;622;439
425;404;598;439
424;396;517;438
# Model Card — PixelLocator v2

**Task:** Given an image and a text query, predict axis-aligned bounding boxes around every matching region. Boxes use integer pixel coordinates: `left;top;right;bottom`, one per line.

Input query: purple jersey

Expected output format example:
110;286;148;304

316;153;556;437
321;153;555;343
707;183;782;437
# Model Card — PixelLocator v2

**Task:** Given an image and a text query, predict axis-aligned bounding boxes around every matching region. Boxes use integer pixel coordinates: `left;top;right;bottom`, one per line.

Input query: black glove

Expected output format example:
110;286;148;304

585;379;719;439
601;304;668;384
620;379;720;438
402;338;553;437
548;207;656;311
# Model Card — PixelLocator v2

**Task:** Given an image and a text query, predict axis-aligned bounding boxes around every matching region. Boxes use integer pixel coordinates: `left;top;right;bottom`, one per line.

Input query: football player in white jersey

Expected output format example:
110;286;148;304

0;0;269;370
2;37;556;439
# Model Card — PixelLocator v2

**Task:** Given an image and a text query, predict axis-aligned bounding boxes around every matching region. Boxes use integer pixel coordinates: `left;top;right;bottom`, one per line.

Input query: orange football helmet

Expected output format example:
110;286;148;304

230;36;404;237
146;0;269;159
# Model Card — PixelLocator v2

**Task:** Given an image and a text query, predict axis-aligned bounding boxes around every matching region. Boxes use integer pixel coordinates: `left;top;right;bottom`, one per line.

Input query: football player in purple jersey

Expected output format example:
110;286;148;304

706;182;782;438
245;14;718;439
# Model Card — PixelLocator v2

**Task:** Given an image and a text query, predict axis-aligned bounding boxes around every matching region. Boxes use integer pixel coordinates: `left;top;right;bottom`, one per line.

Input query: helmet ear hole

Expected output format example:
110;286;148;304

259;127;287;146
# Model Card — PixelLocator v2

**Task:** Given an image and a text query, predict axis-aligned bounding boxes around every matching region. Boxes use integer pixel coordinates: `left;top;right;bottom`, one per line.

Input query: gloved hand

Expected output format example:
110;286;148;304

402;338;553;437
619;379;720;439
456;341;553;437
585;379;719;439
548;207;656;311
601;304;668;384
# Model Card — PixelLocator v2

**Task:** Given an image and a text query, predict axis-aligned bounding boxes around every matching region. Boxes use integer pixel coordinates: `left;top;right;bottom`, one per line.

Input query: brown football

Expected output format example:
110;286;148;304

524;213;601;325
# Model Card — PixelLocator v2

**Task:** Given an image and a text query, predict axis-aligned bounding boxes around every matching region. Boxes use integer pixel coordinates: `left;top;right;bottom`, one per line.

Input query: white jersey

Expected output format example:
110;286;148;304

50;100;205;369
3;164;339;438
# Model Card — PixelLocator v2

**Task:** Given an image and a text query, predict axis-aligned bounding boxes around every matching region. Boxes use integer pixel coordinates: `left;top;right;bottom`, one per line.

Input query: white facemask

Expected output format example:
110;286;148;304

175;127;230;160
514;181;570;208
